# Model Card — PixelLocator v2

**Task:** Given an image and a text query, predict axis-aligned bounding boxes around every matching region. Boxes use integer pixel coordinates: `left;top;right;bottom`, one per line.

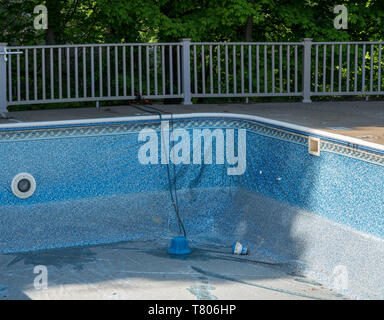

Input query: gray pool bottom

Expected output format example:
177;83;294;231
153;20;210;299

0;240;344;300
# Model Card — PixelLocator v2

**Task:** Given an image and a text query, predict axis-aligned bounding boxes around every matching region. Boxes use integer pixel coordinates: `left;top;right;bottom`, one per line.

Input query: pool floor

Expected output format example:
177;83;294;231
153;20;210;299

0;240;345;300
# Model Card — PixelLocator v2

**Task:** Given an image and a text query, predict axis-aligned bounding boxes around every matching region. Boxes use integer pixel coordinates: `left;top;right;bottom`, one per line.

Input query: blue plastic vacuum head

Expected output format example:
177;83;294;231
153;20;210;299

168;236;191;255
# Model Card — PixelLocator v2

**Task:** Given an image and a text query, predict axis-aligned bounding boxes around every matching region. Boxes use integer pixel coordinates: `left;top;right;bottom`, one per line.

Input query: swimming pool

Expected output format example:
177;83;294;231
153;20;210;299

1;113;383;299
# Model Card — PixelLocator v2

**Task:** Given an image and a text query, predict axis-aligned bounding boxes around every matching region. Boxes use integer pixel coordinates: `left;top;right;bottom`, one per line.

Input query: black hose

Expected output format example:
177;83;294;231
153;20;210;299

127;101;187;238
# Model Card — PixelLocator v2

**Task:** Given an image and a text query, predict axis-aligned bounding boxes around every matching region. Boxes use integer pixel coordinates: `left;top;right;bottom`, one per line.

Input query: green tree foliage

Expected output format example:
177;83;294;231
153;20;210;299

1;0;384;45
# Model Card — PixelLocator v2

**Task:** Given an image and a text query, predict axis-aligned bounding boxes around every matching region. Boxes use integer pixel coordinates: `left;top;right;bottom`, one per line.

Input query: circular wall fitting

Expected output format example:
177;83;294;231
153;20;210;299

11;173;36;199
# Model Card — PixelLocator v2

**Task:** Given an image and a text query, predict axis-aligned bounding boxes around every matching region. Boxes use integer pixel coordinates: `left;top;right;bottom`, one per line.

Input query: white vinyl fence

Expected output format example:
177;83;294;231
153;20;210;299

1;39;384;114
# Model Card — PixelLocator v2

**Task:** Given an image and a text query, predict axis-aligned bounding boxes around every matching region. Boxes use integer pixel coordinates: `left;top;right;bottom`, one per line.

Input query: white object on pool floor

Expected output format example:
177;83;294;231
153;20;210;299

232;241;248;255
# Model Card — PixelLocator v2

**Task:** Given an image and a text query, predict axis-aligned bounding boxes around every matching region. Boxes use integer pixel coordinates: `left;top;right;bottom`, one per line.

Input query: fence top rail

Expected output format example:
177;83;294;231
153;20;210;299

313;41;384;45
191;41;303;45
7;42;182;50
6;40;384;50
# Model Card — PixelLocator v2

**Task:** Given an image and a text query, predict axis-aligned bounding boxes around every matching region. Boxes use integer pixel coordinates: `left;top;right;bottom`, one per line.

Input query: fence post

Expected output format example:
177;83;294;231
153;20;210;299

0;43;8;117
180;38;192;105
302;38;312;103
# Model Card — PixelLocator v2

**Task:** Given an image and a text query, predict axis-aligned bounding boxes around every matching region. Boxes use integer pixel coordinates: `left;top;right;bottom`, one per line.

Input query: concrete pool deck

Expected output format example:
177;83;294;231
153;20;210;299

1;100;384;145
0;240;344;300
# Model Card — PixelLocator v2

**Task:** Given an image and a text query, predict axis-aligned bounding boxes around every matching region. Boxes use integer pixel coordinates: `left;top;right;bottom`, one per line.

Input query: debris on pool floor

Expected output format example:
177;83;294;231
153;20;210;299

0;240;346;300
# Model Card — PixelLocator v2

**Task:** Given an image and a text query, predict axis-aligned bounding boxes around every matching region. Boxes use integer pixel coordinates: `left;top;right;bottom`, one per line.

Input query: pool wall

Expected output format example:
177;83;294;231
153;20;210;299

1;113;384;299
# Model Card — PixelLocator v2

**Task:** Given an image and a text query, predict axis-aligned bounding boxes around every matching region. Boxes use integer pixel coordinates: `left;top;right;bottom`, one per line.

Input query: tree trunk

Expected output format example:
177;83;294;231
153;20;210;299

45;28;56;45
244;0;255;41
44;0;65;45
244;16;253;42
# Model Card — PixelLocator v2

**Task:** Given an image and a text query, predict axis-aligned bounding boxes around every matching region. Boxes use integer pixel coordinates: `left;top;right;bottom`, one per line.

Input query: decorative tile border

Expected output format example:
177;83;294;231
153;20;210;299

1;117;383;167
321;140;384;166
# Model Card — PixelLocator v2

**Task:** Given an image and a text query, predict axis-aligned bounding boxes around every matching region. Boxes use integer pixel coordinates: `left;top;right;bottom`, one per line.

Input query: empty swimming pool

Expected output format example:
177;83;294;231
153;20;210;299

0;113;383;299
